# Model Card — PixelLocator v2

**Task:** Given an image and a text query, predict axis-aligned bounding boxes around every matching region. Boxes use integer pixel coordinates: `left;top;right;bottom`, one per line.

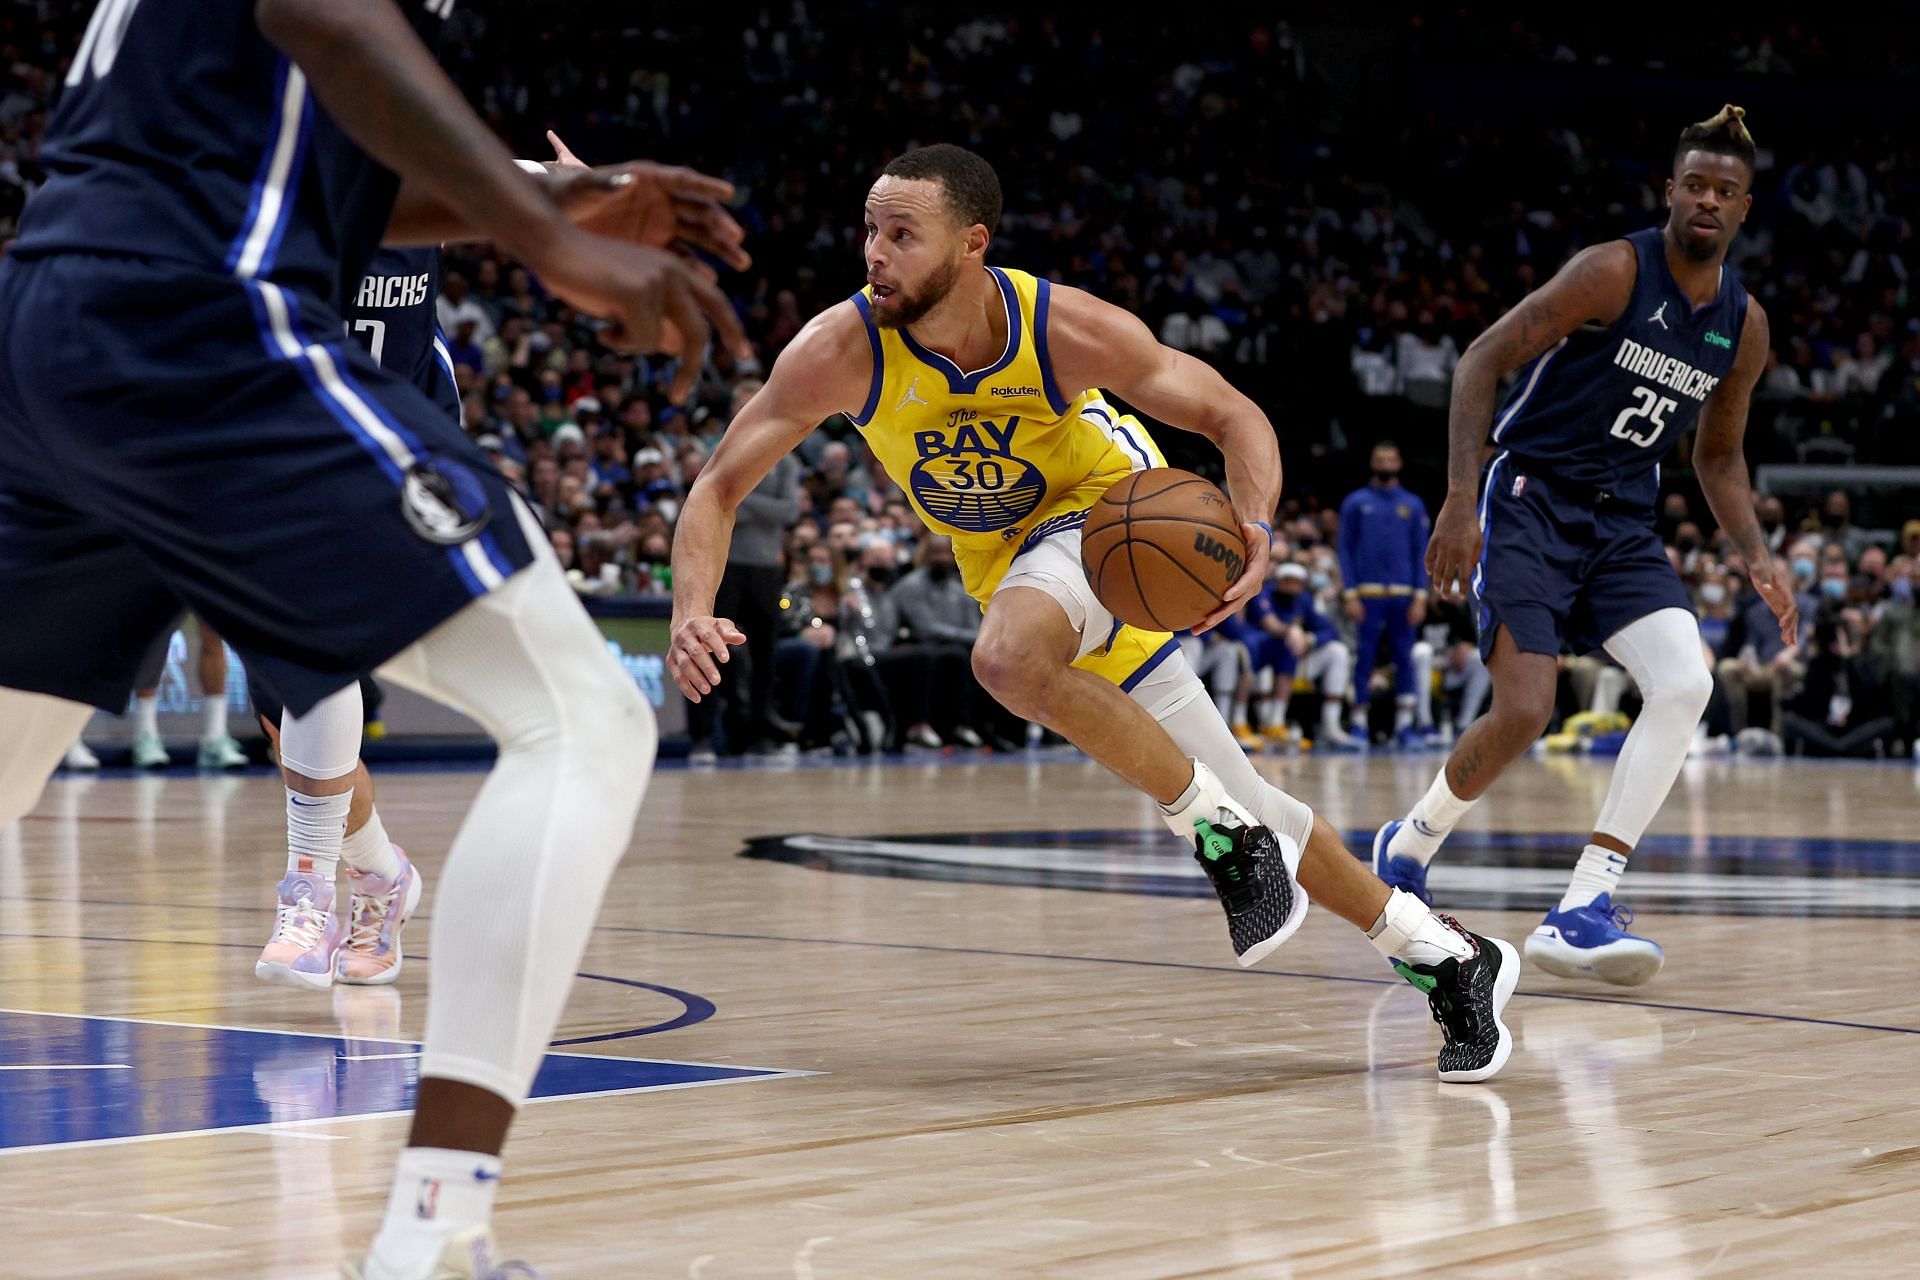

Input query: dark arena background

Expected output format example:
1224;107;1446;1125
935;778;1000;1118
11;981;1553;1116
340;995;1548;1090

4;6;1919;1277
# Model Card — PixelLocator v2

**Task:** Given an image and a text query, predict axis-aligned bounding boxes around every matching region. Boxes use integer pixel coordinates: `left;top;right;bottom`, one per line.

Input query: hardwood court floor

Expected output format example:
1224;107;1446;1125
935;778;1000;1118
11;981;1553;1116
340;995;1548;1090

4;751;1920;1278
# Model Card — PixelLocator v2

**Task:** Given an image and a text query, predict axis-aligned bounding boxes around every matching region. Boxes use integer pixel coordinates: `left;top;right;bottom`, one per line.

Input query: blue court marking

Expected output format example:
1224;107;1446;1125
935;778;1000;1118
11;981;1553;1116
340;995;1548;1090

0;928;717;1048
0;1008;802;1155
598;923;1920;1040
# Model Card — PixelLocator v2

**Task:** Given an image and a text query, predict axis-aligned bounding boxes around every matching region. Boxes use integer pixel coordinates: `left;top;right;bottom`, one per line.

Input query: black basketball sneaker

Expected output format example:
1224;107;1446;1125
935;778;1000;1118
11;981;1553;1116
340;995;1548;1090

1192;815;1307;967
1393;915;1520;1082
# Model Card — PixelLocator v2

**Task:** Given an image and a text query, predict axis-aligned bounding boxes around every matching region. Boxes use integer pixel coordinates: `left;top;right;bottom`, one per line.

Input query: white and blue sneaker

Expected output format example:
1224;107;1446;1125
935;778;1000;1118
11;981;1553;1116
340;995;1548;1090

1524;893;1663;986
1371;820;1433;905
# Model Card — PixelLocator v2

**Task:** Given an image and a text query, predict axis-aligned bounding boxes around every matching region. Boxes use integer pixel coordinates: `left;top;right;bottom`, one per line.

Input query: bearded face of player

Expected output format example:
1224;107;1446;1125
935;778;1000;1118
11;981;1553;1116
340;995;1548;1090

863;176;974;329
1665;150;1754;264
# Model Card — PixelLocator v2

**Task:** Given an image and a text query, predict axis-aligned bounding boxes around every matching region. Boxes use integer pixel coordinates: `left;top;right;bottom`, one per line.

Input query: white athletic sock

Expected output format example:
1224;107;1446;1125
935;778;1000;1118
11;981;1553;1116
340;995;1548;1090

367;1147;501;1278
1394;695;1415;733
343;805;404;879
1230;696;1250;725
201;691;229;743
287;787;351;882
1412;643;1435;728
1213;691;1233;721
1258;695;1287;730
134;694;159;738
1367;887;1473;965
1560;843;1628;911
1388;767;1476;865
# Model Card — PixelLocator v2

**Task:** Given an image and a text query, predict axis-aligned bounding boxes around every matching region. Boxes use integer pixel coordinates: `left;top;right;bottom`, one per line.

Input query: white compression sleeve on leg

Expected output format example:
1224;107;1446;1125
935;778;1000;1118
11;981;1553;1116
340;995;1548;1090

0;689;95;827
278;681;363;782
1127;650;1314;865
378;540;655;1104
1592;608;1713;849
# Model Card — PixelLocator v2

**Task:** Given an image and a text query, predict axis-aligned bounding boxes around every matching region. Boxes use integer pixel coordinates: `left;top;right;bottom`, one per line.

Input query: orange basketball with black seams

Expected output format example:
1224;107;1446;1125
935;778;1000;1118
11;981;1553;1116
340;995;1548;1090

1081;469;1247;632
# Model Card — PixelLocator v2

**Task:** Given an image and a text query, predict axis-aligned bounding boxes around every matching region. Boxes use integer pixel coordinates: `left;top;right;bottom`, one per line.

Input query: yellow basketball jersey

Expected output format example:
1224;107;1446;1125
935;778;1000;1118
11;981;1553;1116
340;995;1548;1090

849;267;1171;687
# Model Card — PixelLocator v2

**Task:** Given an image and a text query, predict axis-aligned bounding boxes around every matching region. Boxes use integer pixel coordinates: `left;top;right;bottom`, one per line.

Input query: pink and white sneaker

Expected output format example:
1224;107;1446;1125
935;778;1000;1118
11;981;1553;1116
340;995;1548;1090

256;863;344;990
336;848;425;986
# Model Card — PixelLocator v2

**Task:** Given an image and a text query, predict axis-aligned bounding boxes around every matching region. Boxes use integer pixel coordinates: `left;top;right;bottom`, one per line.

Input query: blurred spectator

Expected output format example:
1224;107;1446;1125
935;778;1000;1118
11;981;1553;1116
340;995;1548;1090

1783;614;1896;757
686;388;803;761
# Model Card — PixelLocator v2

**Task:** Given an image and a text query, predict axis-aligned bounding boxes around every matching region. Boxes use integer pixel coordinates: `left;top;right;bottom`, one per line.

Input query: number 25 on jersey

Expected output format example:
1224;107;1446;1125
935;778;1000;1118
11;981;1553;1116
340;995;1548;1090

1610;386;1678;449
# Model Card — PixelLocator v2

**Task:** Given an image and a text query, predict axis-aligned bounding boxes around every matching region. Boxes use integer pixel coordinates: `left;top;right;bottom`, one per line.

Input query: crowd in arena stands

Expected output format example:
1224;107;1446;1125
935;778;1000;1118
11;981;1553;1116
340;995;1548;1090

0;6;1915;759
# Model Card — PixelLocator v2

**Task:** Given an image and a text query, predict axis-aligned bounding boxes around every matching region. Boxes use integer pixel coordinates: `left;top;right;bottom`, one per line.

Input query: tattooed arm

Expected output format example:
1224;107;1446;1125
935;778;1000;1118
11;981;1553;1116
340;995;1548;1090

1426;241;1639;599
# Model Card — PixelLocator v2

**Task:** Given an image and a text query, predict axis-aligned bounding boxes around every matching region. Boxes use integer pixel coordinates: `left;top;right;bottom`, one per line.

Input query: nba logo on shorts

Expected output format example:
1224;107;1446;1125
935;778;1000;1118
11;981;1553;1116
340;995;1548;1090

1511;475;1528;498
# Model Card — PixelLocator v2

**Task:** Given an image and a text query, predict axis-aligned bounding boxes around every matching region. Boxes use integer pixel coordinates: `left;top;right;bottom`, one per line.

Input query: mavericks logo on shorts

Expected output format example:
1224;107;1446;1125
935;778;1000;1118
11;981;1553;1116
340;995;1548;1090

402;458;492;546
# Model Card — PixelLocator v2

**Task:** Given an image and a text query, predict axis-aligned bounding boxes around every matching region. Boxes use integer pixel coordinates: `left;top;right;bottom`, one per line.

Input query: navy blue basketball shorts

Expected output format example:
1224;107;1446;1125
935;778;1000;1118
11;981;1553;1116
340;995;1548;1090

1469;456;1693;663
0;253;534;716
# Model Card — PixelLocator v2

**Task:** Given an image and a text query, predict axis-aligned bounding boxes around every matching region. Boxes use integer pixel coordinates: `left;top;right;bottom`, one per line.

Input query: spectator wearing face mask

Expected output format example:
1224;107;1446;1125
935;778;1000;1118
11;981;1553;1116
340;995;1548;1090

1819;490;1882;564
1783;615;1896;758
1868;557;1920;751
1247;562;1359;751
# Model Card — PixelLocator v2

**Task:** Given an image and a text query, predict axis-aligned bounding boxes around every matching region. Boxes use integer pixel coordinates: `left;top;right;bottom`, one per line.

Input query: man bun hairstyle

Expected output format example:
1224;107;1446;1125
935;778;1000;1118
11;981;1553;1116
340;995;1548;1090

1676;104;1757;171
881;144;1003;234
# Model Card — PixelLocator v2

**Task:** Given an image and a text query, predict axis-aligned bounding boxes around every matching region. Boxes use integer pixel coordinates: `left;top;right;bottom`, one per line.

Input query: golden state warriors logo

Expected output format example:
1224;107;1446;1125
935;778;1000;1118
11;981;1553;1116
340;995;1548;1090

909;410;1046;533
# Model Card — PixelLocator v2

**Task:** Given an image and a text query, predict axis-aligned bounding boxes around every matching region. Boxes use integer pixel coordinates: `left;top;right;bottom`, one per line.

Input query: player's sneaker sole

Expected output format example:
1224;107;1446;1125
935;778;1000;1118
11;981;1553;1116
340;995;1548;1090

1524;926;1663;986
254;958;334;991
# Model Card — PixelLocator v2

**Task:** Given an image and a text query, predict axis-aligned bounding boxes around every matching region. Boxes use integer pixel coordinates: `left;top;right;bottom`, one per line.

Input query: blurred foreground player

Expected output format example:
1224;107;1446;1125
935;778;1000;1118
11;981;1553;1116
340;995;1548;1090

0;1;748;1276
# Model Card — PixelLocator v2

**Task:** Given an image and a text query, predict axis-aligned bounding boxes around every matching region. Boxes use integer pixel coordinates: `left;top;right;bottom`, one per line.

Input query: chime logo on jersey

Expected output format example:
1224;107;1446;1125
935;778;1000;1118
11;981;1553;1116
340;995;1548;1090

908;411;1046;533
401;458;492;545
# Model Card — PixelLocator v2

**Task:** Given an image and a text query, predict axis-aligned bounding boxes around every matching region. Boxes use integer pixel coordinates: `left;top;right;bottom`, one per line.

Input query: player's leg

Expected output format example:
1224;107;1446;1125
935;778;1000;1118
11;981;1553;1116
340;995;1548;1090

1303;638;1360;750
1385;601;1426;746
129;622;178;768
0;689;97;826
1375;466;1577;899
1352;598;1387;740
253;681;358;989
193;617;248;769
1410;640;1437;736
1526;606;1710;985
1124;643;1519;1080
361;535;654;1277
1254;640;1294;745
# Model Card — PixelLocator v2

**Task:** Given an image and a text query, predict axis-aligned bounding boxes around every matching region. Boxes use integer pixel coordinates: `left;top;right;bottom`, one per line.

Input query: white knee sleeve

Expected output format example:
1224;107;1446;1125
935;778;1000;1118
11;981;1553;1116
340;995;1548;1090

0;688;95;827
278;681;363;782
1593;608;1712;849
378;521;656;1104
1126;651;1315;859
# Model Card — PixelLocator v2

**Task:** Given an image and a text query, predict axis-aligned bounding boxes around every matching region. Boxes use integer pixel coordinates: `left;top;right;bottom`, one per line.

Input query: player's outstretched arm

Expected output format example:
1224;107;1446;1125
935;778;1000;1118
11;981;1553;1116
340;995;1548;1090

1427;240;1639;599
1695;301;1796;645
388;131;751;275
668;305;869;701
1045;285;1277;633
256;0;746;397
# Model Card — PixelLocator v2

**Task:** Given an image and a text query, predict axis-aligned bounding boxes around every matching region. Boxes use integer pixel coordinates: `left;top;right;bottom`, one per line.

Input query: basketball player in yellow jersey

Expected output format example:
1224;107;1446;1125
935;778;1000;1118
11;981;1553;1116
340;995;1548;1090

671;145;1520;1080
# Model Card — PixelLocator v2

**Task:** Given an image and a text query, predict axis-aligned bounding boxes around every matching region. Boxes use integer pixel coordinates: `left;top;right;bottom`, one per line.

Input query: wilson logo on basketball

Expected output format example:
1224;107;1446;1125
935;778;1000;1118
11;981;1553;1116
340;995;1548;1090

1193;532;1243;582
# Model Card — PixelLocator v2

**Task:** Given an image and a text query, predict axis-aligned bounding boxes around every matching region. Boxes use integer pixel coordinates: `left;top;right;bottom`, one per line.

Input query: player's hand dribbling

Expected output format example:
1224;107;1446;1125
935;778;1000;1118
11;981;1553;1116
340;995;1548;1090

669;615;748;702
1426;497;1483;603
1192;522;1271;635
535;229;750;403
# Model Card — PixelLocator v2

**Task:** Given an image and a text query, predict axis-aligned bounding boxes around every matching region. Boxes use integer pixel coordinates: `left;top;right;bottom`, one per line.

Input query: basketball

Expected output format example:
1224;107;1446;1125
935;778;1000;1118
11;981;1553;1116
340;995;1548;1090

1081;469;1247;632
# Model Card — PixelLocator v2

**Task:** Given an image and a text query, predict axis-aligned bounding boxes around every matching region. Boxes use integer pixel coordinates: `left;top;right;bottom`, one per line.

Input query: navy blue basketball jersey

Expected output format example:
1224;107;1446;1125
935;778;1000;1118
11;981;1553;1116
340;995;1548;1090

1489;227;1748;509
349;246;460;420
14;0;449;312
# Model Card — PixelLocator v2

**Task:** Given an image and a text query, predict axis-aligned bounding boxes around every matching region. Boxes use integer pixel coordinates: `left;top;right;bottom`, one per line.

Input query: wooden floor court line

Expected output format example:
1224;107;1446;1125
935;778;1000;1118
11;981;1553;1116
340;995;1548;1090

7;918;1918;1039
